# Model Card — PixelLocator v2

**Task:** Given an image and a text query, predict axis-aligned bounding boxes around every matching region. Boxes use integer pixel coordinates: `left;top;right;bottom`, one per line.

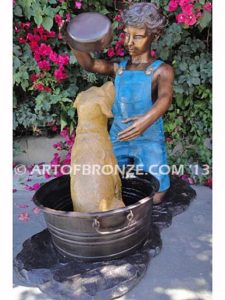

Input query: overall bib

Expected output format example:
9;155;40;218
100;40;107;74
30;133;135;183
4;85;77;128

109;59;170;192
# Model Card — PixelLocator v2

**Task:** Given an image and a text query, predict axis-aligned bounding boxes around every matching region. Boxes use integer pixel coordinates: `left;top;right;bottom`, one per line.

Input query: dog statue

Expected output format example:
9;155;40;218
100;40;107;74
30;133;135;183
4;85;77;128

70;81;125;212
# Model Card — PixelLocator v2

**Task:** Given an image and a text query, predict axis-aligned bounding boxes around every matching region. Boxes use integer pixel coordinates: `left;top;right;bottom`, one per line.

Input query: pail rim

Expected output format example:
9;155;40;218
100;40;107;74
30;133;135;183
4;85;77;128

33;193;152;218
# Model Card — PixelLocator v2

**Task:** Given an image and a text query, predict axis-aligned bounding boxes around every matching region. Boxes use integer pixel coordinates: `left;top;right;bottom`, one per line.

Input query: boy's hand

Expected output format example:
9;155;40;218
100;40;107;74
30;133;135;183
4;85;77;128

118;116;150;141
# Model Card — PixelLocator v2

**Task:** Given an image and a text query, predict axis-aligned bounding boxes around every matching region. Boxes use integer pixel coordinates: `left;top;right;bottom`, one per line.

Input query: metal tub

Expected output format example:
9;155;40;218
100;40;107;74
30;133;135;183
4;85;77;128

33;172;159;261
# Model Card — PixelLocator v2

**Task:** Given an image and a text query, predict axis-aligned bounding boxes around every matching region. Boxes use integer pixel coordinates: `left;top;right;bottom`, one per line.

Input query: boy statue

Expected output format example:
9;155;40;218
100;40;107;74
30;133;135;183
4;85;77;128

67;2;174;204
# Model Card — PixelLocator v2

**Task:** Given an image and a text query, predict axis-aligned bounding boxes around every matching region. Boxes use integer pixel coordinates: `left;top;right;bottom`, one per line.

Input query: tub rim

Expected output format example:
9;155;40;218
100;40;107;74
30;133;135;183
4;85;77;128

32;174;157;218
33;193;152;218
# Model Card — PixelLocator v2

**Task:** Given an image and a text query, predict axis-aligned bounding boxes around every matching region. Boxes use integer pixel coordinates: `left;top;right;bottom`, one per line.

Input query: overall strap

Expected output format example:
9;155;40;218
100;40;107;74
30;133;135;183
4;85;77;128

119;59;129;69
116;60;128;75
145;59;164;75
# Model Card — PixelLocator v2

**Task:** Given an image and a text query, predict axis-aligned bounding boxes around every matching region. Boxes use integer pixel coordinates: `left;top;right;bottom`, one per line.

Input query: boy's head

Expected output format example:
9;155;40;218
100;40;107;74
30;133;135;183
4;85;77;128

122;2;167;41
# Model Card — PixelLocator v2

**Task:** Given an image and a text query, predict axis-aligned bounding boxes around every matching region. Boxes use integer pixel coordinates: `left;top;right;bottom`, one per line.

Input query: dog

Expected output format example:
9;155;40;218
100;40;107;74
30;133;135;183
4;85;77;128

70;81;125;212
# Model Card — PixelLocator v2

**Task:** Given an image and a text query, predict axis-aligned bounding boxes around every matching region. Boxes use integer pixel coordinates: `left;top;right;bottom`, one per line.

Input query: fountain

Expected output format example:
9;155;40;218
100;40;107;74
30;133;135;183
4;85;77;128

14;10;196;299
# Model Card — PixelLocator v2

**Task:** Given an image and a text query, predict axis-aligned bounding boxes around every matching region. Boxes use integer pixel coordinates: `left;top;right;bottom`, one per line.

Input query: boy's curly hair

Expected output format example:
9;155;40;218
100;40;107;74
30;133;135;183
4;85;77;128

122;2;167;40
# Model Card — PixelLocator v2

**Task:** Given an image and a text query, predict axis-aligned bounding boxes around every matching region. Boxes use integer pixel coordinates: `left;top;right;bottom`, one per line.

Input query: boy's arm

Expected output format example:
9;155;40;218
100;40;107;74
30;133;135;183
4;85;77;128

145;63;174;122
118;64;174;141
70;47;117;76
60;21;117;76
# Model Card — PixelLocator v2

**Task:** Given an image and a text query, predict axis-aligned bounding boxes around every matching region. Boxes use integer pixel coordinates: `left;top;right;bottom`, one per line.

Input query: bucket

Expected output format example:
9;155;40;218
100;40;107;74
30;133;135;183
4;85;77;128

33;171;159;261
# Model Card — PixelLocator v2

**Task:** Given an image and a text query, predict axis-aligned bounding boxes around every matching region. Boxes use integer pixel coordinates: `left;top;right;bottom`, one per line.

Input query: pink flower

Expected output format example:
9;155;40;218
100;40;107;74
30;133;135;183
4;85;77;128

184;13;197;26
115;47;125;57
60;127;69;137
37;60;50;71
51;125;58;132
55;14;63;27
18;212;30;222
107;48;115;58
181;174;194;185
44;171;52;179
49;51;58;63
34;53;41;62
32;183;41;190
55;170;63;177
181;4;194;15
33;83;45;91
27;33;34;41
179;0;190;8
21;22;31;30
58;33;63;40
46;31;56;38
168;0;178;12
150;50;157;58
119;32;125;40
44;87;52;93
33;34;41;42
53;141;63;150
15;25;20;32
66;13;71;22
38;43;52;56
57;54;70;65
195;9;202;19
30;73;40;82
176;13;186;23
18;37;26;44
25;183;41;191
166;137;172;143
114;15;122;22
32;207;40;214
29;40;39;51
51;153;61;166
204;178;212;188
117;25;125;31
16;203;29;208
54;66;68;80
36;26;45;35
203;2;212;12
75;1;82;9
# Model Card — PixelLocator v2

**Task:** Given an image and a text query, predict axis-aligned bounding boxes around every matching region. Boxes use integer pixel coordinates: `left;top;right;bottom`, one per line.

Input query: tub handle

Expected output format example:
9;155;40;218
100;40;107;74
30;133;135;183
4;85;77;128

92;210;134;235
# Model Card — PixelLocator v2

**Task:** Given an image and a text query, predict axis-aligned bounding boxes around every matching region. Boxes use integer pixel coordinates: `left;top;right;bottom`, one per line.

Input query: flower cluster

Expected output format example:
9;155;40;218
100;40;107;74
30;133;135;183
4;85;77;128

107;14;125;58
168;0;212;26
107;31;125;58
45;127;76;178
15;21;70;92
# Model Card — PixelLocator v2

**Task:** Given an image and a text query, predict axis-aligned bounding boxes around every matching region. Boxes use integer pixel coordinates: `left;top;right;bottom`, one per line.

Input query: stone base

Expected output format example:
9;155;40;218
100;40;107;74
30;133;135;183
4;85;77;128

14;176;196;300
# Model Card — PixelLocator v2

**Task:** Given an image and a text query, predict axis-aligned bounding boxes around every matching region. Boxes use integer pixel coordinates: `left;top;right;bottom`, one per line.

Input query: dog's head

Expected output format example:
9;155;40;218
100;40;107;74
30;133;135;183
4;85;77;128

74;82;115;119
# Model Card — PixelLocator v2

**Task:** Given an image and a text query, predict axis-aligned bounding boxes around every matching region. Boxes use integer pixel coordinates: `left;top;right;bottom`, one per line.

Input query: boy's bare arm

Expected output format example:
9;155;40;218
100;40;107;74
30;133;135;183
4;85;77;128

147;64;174;122
118;64;174;141
70;48;117;76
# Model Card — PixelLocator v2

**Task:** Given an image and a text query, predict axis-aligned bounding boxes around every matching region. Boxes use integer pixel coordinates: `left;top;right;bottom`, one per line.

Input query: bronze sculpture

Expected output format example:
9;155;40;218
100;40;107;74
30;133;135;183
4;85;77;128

64;2;174;204
70;82;125;212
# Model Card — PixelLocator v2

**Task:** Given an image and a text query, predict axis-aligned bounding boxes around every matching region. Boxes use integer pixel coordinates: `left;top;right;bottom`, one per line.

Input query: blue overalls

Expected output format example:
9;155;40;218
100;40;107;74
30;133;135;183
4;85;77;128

109;59;170;192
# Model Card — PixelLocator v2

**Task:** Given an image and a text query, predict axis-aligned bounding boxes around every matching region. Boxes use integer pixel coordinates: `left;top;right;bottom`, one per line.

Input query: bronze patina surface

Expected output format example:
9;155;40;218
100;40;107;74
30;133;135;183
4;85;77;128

66;12;113;52
70;82;125;212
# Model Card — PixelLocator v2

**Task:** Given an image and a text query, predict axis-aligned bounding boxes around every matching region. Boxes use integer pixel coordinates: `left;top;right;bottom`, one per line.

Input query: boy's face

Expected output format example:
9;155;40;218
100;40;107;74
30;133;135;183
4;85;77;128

124;26;153;57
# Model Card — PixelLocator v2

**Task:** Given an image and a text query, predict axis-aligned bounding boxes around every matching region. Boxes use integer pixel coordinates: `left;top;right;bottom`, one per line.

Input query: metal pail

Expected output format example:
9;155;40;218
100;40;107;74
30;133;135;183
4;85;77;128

33;171;159;261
